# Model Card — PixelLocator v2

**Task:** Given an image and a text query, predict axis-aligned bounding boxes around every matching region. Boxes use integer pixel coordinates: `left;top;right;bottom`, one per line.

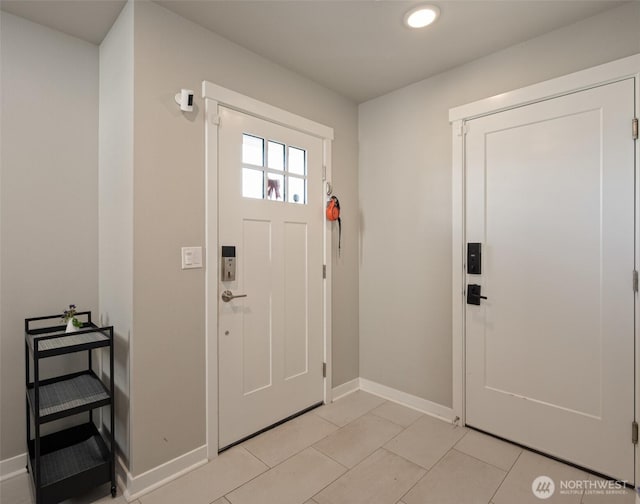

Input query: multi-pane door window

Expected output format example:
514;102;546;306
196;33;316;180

242;134;307;204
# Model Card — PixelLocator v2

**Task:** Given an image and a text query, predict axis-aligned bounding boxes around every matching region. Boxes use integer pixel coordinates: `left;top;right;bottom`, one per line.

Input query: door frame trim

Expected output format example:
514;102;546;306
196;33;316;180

449;53;640;481
203;81;334;459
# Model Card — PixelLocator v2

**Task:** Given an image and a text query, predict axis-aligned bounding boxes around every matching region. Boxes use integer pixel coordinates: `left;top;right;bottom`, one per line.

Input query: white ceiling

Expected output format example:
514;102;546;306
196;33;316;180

1;0;127;45
1;0;627;102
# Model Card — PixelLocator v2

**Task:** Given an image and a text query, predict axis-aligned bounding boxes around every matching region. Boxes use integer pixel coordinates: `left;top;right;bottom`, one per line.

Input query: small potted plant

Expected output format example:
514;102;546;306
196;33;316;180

62;304;82;333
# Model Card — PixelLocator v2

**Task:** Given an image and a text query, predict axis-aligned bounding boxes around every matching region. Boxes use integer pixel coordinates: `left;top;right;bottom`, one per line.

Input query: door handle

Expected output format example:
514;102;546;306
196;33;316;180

467;284;488;305
221;290;248;303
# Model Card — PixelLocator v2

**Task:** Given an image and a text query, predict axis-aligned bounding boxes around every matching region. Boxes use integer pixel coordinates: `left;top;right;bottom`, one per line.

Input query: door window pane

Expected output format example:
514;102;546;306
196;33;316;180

288;176;306;204
243;168;264;199
243;134;264;166
242;133;308;205
288;147;306;176
268;141;285;171
266;173;284;201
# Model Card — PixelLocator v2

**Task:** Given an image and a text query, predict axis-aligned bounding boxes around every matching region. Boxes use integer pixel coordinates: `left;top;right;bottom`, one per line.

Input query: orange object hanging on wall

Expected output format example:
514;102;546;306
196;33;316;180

326;196;341;254
326;196;340;221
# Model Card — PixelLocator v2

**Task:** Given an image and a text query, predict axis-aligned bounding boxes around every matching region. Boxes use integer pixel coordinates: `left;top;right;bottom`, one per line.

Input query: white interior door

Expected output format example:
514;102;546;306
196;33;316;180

465;78;635;481
218;106;324;449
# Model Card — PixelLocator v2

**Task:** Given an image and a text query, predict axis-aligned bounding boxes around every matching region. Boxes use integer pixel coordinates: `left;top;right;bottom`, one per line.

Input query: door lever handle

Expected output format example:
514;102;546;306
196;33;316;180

221;290;248;303
467;284;487;305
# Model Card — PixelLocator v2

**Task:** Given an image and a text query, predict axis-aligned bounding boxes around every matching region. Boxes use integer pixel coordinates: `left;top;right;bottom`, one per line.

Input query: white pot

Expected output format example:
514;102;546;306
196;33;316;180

65;319;78;333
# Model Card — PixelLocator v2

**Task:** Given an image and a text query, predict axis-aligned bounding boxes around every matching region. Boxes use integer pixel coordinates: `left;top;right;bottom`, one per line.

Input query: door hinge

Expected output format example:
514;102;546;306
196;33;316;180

633;270;638;292
322;362;327;378
633;118;638;140
323;264;326;279
632;421;638;444
322;165;327;181
210;114;221;126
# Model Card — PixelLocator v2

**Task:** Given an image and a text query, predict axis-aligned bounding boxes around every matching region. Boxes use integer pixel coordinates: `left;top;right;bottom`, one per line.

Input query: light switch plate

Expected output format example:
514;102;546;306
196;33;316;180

181;246;203;269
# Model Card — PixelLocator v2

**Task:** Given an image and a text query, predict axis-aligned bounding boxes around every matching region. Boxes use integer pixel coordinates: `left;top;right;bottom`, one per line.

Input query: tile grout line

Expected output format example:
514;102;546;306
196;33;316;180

291;446;350;503
311;408;343;428
487;449;525;504
391;422;472;504
311;447;423;504
237;415;342;469
384;420;467;468
310;442;357;472
222;446;349;504
395;461;432;503
380;417;415;447
449;446;519;474
394;443;463;504
368;408;425;430
377;445;430;503
241;411;343;467
313;394;387;428
311;411;404;468
214;447;273;501
241;443;274;469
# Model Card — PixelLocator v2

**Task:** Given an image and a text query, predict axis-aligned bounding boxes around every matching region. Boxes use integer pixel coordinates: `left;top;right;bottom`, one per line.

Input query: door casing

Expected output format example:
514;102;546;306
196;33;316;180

450;53;640;483
203;81;334;459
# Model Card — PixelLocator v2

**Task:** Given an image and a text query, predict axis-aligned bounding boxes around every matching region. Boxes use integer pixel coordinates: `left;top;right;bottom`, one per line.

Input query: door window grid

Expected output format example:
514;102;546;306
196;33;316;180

242;134;307;204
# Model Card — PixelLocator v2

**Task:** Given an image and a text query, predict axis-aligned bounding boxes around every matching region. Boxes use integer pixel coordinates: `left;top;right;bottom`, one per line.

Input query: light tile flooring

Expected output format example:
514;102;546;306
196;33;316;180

1;391;636;504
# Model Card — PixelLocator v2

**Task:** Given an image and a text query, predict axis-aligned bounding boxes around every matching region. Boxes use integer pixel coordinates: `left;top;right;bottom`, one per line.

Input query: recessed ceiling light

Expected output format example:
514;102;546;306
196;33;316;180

404;4;440;29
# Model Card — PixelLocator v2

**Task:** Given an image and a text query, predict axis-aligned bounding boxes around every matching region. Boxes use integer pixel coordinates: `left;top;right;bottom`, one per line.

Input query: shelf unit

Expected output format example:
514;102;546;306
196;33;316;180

25;312;116;504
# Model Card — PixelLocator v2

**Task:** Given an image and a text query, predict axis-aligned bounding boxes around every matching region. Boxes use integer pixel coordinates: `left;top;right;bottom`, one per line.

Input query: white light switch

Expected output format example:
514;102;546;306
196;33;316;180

181;246;203;269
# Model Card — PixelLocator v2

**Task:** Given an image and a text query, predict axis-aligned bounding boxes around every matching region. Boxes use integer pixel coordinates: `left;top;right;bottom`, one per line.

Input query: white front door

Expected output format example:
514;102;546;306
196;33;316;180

218;106;324;449
465;78;635;481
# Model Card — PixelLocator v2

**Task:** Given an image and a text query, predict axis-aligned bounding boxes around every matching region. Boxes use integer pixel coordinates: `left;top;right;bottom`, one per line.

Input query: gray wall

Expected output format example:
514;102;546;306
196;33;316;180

98;1;134;466
130;0;359;475
358;1;640;407
0;12;99;461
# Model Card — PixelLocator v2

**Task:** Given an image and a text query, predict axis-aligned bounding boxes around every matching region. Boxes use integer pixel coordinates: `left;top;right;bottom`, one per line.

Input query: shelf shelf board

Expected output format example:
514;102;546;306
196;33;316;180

39;434;105;486
26;326;111;358
27;423;112;504
27;372;110;423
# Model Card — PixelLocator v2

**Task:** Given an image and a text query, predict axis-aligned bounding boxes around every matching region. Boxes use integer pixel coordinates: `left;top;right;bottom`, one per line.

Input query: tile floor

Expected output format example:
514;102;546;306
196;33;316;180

1;391;636;504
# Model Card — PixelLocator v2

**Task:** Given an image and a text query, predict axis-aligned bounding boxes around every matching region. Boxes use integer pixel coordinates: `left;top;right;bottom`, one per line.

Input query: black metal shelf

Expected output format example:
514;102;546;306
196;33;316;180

25;312;116;504
26;371;111;424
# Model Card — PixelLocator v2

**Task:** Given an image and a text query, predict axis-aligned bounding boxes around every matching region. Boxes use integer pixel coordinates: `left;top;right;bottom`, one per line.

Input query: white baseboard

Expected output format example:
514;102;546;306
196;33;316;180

359;378;455;423
117;444;208;501
331;378;360;401
331;377;454;424
0;452;27;482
